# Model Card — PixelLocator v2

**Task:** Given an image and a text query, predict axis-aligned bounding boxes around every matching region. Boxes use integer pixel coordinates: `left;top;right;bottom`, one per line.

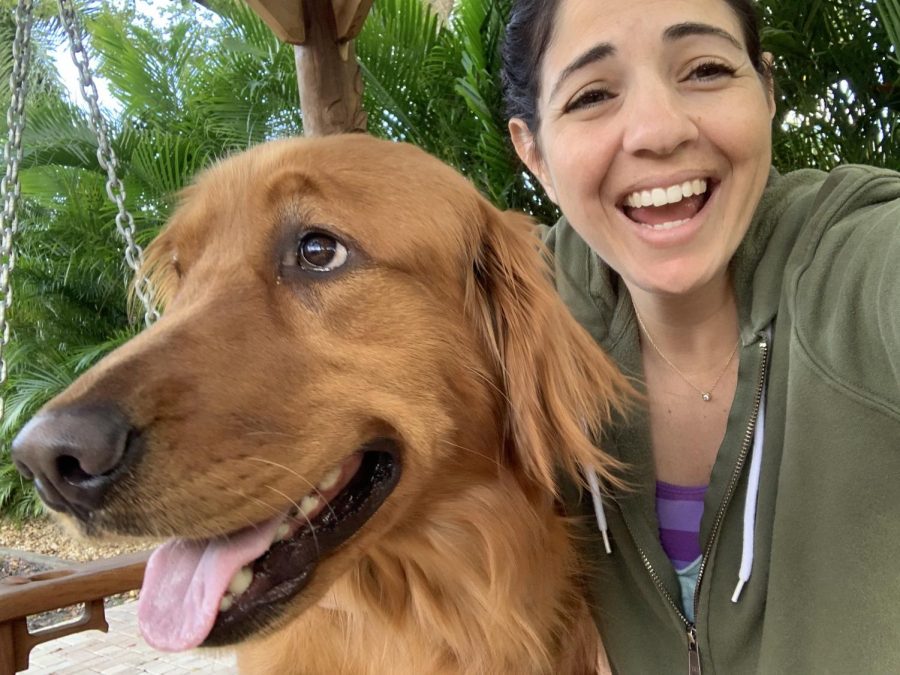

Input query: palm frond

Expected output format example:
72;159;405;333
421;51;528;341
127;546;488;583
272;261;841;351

876;0;900;60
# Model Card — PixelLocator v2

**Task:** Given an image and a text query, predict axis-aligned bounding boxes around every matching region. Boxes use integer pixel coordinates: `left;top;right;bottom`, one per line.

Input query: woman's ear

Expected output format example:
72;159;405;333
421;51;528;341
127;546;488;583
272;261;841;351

466;202;631;495
762;52;776;119
508;118;558;204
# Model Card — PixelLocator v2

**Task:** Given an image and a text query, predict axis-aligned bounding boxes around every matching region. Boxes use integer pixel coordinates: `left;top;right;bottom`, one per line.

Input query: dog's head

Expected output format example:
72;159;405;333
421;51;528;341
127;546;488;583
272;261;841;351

11;135;629;650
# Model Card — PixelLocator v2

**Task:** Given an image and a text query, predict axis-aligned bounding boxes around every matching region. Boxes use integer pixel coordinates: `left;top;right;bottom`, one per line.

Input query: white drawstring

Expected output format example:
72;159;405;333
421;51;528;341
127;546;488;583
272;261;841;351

582;329;771;591
587;468;612;554
732;327;771;603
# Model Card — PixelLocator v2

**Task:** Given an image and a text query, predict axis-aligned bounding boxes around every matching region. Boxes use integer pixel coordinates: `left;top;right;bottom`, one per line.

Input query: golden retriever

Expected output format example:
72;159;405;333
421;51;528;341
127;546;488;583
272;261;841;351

12;135;629;674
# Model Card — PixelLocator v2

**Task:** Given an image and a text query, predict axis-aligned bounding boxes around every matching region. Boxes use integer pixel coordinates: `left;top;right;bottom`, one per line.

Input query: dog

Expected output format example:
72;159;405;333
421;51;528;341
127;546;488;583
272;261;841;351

12;135;630;674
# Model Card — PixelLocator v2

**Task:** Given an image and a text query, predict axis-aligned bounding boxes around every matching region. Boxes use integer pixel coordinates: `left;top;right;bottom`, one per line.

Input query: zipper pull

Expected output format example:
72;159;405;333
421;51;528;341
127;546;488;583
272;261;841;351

687;626;701;675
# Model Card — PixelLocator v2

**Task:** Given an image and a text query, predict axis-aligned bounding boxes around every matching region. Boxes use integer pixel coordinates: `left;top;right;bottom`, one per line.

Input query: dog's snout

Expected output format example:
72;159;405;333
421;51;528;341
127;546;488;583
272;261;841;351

11;404;136;516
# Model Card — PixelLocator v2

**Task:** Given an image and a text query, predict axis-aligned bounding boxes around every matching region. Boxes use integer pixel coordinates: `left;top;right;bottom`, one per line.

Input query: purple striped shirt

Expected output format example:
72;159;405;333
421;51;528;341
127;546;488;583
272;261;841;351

656;481;707;570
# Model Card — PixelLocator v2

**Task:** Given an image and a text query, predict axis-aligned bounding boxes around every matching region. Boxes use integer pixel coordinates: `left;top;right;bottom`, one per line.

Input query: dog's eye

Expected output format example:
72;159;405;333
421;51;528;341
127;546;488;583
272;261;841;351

297;233;348;272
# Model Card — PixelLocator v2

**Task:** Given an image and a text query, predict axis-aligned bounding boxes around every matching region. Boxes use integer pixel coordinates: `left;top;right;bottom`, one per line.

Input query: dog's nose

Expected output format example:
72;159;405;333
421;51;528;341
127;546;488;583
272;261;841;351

11;404;135;516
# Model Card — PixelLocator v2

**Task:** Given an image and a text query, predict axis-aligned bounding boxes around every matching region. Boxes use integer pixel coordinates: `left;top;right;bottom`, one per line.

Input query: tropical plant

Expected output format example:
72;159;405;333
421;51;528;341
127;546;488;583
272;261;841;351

766;0;899;171
0;0;896;518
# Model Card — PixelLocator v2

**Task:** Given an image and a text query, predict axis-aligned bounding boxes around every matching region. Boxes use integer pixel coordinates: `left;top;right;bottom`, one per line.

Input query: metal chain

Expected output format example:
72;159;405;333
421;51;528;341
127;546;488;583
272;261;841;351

0;0;35;418
57;0;159;326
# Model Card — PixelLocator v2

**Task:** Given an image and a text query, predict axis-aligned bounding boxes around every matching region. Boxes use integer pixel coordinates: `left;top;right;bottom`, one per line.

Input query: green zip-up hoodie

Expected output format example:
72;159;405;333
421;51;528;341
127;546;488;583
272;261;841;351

544;165;900;674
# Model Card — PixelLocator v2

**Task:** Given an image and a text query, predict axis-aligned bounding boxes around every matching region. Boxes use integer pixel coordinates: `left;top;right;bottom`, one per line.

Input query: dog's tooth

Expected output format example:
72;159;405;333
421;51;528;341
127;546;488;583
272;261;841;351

228;566;254;597
273;522;291;542
219;593;234;612
299;495;321;517
318;467;342;491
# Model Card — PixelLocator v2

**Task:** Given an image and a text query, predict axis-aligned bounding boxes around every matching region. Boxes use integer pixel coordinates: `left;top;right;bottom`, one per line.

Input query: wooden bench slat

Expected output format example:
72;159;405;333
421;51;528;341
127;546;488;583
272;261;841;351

0;550;149;623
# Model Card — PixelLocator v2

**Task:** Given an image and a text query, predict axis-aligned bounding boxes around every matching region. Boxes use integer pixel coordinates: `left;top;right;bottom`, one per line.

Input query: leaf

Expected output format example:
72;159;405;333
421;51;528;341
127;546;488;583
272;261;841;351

876;0;900;54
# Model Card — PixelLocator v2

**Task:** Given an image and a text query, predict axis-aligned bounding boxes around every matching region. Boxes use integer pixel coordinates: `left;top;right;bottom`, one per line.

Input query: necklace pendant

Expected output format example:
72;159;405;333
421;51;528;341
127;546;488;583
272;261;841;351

701;392;711;402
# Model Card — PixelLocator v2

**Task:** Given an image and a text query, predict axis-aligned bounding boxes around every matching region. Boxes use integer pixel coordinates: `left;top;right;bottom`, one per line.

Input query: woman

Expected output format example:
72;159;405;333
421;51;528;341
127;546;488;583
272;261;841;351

502;0;900;672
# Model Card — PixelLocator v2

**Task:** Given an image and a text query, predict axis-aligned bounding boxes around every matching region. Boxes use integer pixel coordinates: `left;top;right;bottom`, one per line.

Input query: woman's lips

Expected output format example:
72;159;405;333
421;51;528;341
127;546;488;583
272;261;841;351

621;182;717;247
624;192;707;227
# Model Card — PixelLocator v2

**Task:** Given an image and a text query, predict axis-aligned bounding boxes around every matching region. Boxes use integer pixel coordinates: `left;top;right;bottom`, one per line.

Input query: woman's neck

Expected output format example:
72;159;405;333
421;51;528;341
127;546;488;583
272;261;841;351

627;273;739;363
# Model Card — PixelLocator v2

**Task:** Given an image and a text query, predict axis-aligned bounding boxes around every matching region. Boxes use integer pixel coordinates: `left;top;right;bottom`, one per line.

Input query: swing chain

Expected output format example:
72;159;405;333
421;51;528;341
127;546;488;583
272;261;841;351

57;0;159;327
0;0;34;406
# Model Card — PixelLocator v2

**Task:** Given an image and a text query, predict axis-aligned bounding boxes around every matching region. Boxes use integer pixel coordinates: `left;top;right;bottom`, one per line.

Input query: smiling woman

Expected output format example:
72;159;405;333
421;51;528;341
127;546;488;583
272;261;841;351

510;0;775;302
502;0;900;672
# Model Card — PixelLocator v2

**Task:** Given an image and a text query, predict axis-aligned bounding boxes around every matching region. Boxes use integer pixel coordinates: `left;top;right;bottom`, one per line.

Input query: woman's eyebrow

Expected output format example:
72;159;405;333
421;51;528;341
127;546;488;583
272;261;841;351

549;43;616;102
547;22;742;104
663;22;743;50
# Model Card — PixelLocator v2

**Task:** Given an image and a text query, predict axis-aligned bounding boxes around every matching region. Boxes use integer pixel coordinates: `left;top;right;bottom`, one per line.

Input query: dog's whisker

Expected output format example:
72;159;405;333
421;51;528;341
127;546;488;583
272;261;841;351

224;486;285;531
246;456;340;524
238;429;298;441
441;440;504;471
462;363;510;406
263;484;321;556
246;456;319;493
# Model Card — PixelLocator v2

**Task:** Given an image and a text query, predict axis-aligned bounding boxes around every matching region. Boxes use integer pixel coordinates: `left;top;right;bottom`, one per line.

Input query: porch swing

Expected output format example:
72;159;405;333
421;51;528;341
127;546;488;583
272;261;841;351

0;0;375;671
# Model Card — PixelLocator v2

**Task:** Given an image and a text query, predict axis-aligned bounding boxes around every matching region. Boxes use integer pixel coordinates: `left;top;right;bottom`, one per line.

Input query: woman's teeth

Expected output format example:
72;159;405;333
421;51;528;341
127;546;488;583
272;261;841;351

647;218;689;230
625;178;708;208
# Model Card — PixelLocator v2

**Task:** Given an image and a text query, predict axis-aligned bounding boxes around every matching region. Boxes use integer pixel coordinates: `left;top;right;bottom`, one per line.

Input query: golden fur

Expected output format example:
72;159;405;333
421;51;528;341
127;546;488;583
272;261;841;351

39;136;630;673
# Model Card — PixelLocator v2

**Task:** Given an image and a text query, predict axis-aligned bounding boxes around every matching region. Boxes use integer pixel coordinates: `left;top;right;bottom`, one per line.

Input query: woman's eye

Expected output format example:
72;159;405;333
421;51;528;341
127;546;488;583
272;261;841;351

688;61;736;81
296;232;349;272
565;87;615;113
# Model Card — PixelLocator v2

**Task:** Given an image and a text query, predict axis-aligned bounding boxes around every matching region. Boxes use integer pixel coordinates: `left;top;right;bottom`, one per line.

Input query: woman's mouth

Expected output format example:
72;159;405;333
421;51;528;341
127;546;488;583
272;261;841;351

621;178;714;230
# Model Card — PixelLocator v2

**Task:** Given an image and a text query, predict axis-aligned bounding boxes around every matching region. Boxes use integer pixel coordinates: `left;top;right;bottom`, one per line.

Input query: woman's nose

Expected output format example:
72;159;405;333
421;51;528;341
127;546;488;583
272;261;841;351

621;77;699;156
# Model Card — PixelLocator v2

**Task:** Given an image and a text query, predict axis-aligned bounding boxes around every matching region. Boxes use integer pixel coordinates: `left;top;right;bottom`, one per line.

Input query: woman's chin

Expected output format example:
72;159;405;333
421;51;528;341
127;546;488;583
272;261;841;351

624;263;728;301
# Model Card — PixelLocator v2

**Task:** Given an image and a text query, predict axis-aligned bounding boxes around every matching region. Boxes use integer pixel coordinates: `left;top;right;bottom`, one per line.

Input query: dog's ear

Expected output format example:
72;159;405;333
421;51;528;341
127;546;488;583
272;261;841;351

467;204;631;495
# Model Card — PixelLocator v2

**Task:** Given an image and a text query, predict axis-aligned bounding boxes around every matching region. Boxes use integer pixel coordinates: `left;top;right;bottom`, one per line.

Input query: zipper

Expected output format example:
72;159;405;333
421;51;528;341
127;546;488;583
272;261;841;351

688;625;701;675
692;336;769;620
620;334;769;674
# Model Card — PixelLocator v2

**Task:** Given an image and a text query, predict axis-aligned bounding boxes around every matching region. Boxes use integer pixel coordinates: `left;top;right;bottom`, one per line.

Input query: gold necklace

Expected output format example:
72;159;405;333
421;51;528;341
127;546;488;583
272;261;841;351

634;310;740;402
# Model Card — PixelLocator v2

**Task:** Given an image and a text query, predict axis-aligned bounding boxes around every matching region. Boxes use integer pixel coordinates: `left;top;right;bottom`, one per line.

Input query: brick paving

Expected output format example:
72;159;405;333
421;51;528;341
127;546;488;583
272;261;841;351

23;602;237;674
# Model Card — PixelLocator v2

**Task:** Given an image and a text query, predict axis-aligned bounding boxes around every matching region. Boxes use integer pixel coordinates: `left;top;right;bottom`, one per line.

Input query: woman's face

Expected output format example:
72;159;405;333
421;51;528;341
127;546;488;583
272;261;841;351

511;0;775;298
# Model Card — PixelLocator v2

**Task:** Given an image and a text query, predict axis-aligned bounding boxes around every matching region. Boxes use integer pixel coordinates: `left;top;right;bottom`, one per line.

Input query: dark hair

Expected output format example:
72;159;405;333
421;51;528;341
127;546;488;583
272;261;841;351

501;0;769;132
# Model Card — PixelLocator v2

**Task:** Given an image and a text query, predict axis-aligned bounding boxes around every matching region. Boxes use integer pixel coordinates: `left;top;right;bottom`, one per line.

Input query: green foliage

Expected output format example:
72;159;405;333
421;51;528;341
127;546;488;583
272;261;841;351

0;0;309;518
356;0;556;219
765;0;899;171
0;0;896;518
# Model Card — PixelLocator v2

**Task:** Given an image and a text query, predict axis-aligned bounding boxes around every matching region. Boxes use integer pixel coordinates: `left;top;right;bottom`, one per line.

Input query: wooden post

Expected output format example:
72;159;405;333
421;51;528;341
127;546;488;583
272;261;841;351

238;0;377;135
294;0;367;136
1;620;16;675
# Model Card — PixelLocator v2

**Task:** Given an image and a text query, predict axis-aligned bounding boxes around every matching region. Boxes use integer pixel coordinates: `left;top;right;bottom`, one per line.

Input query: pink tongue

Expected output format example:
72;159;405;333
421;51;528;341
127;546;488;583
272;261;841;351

137;515;284;651
627;193;705;226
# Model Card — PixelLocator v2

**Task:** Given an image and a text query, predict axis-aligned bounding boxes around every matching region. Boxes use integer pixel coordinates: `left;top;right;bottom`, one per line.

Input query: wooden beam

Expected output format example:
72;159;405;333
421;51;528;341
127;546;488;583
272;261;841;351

242;0;373;45
333;0;374;42
243;0;306;43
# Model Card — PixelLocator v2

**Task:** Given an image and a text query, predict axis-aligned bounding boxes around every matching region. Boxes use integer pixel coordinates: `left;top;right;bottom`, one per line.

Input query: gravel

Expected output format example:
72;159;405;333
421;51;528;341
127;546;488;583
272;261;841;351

0;515;150;562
